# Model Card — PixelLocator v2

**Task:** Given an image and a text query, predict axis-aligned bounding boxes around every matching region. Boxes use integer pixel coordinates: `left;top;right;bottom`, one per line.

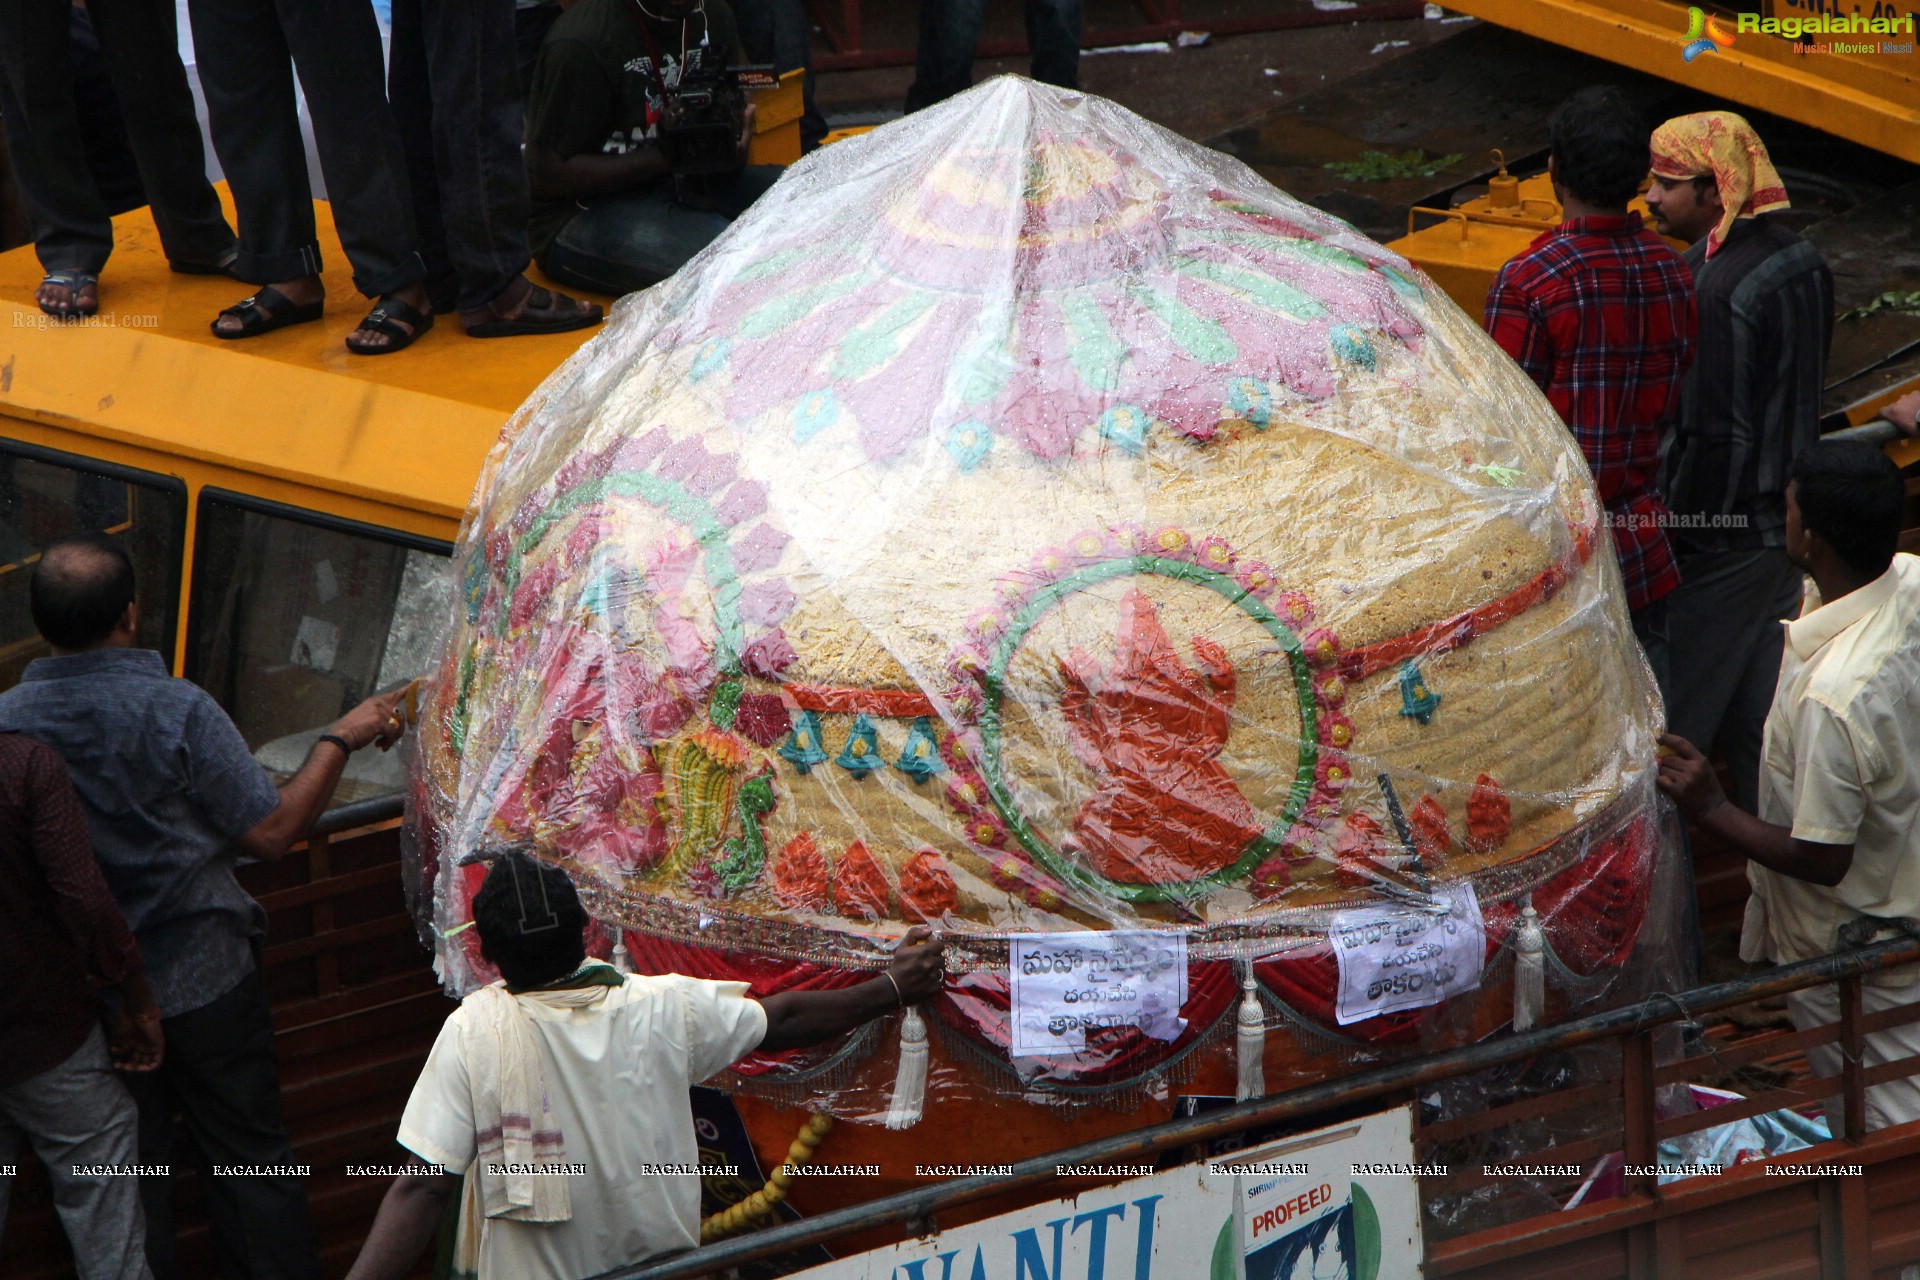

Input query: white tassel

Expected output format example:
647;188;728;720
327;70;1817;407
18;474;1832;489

885;1006;928;1130
1235;970;1265;1103
1513;903;1544;1032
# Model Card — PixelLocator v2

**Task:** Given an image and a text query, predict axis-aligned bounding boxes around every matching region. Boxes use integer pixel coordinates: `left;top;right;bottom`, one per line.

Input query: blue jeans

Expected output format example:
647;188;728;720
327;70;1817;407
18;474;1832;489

905;0;1083;112
536;167;782;298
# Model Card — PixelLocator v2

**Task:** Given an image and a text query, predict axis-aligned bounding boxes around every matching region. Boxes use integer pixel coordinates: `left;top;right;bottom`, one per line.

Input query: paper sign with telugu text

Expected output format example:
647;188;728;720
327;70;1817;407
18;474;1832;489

1010;931;1188;1056
1329;883;1484;1026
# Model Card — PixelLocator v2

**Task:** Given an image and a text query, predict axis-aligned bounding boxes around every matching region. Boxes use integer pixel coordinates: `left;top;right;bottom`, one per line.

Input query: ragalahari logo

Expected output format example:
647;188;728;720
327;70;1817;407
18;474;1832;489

1682;6;1736;59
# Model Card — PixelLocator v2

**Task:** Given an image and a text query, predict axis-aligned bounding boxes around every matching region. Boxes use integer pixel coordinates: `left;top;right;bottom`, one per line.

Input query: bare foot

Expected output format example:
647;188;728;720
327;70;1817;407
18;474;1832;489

215;275;323;335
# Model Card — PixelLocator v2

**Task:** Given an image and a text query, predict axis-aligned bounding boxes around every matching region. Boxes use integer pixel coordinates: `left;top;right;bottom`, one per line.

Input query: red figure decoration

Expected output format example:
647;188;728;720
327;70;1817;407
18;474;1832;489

1057;590;1262;885
1410;795;1452;870
772;832;830;911
1334;812;1391;890
833;840;892;920
898;849;959;923
1466;774;1512;853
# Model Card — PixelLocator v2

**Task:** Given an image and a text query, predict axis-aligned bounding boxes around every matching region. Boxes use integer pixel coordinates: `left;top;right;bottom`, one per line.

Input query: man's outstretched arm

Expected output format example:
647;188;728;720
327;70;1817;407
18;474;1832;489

343;1154;456;1280
1657;733;1855;886
237;691;406;861
756;926;946;1052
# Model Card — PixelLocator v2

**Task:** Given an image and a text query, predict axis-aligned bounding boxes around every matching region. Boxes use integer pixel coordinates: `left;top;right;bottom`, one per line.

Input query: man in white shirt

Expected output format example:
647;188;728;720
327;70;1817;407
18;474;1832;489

343;854;945;1278
1659;439;1920;1130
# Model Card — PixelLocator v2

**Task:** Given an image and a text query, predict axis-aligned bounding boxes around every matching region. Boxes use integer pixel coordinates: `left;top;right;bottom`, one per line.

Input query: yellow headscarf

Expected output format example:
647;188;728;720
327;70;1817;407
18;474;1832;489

1649;111;1790;258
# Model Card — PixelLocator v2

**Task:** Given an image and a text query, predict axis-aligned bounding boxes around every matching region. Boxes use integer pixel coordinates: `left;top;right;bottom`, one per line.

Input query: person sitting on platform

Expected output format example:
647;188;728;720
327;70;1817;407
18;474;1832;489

524;0;782;297
1659;439;1920;1132
343;853;945;1280
1483;85;1695;695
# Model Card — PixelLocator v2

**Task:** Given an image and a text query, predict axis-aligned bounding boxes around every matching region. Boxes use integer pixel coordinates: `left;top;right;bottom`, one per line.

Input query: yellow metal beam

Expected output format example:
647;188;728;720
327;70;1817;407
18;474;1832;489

0;192;609;526
1439;0;1920;163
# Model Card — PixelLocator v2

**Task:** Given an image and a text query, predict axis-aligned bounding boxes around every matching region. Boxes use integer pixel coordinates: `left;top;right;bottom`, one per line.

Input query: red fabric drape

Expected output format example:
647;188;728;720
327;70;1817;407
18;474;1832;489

1253;922;1509;1047
620;933;871;1077
1531;816;1653;974
933;962;1240;1087
446;813;1653;1089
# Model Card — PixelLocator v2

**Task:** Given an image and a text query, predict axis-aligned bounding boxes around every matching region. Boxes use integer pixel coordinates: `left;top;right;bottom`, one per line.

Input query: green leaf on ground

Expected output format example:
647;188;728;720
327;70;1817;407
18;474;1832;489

1323;149;1465;182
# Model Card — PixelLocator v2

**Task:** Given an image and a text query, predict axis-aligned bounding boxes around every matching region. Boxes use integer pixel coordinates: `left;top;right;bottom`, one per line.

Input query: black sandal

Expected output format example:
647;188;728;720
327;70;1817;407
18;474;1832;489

211;286;323;339
345;295;434;356
462;282;602;338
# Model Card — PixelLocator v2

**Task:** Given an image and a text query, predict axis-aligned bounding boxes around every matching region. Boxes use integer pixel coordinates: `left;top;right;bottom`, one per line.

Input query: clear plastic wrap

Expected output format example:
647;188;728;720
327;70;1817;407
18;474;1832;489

407;78;1676;1138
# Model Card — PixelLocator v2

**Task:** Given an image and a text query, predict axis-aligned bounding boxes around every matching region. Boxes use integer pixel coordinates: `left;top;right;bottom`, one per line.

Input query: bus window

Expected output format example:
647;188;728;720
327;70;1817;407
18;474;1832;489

186;491;454;807
0;442;186;692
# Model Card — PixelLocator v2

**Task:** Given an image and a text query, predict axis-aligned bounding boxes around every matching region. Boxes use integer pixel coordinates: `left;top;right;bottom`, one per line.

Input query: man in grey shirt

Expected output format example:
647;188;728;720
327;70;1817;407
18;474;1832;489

0;533;405;1280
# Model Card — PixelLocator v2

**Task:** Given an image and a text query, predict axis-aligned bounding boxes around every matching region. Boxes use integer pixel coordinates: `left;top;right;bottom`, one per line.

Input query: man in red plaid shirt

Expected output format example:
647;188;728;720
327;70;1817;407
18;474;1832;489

1484;86;1696;693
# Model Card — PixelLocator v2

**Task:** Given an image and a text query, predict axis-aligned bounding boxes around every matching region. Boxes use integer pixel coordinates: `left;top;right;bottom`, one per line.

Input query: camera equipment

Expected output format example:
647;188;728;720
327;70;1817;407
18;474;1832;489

659;64;770;177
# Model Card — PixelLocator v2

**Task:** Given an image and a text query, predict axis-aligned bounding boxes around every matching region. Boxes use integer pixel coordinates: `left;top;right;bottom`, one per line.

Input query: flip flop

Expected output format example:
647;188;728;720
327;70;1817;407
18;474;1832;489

345;295;434;356
212;286;324;339
462;283;602;338
38;271;99;319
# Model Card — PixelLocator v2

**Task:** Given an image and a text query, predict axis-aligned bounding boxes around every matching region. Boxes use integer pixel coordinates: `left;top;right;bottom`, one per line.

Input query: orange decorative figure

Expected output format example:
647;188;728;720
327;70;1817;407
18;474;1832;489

1058;591;1263;885
1410;795;1452;870
772;832;829;911
1466;774;1512;853
833;840;892;920
898;849;959;923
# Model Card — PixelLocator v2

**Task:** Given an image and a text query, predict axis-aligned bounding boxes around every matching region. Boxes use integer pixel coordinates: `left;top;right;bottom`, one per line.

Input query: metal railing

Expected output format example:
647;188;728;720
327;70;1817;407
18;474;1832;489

602;934;1920;1280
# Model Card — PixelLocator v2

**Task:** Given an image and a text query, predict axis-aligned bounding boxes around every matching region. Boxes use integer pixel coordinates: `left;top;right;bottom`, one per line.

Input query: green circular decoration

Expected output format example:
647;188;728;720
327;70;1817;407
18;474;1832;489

977;555;1320;903
1352;1182;1381;1280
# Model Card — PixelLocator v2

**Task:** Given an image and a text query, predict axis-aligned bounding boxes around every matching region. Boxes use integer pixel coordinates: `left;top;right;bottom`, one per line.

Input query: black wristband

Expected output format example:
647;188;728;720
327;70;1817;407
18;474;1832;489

317;733;354;759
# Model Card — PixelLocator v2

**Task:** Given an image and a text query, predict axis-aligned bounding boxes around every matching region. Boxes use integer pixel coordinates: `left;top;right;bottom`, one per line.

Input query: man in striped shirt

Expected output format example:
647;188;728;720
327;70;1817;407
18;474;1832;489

1485;87;1695;693
1646;111;1834;812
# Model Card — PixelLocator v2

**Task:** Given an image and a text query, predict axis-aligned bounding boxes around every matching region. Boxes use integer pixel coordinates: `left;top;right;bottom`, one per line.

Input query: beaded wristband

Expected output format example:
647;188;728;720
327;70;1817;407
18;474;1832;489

317;733;354;758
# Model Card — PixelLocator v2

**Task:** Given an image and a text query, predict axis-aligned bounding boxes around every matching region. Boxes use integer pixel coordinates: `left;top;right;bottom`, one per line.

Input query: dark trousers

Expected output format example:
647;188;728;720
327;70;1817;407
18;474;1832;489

1664;548;1804;813
0;0;233;275
732;0;827;151
388;0;532;313
904;0;1083;113
537;166;782;297
187;0;423;296
124;964;318;1280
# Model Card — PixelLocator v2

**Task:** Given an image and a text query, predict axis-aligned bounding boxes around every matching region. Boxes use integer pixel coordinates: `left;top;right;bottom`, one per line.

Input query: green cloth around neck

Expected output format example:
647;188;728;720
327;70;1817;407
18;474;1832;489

505;961;624;995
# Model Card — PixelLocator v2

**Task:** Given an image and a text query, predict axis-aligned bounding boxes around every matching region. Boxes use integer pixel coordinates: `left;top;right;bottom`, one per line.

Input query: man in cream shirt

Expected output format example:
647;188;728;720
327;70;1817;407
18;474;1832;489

343;854;944;1279
1660;438;1920;1130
